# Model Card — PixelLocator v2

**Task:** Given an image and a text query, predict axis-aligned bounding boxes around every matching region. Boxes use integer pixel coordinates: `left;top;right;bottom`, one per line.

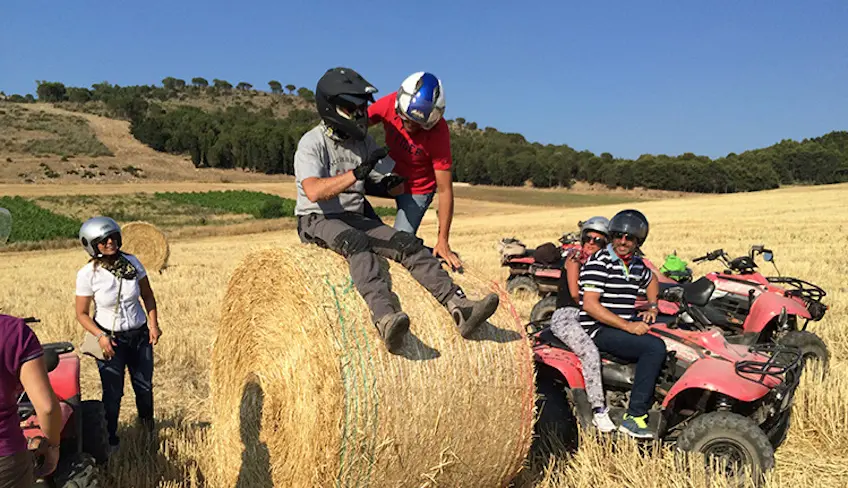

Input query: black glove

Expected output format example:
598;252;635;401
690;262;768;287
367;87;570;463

380;174;406;193
353;146;390;181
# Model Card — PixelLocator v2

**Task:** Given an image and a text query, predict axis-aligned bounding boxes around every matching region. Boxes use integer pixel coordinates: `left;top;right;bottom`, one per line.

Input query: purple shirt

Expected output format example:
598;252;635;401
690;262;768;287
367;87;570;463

0;315;43;457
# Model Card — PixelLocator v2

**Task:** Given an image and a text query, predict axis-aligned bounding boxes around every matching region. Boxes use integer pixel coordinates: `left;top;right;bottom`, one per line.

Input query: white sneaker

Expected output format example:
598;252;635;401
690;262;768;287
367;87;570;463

592;409;617;433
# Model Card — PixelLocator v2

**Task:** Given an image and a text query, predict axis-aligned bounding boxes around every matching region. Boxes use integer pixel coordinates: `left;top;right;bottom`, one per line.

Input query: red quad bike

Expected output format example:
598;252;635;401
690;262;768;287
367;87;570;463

644;245;830;370
532;277;803;486
17;317;108;488
499;232;582;299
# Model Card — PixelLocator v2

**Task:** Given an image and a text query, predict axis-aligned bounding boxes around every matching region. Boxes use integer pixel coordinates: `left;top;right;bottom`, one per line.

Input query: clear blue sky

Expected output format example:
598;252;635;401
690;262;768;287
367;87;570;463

2;0;846;159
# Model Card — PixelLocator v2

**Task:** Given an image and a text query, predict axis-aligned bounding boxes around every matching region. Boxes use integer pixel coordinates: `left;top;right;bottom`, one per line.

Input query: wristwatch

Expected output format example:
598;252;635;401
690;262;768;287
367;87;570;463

648;302;659;310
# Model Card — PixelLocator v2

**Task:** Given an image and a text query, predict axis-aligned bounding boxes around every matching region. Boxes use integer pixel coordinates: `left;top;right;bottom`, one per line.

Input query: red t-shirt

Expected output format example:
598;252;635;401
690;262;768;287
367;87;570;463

0;315;43;456
368;92;453;194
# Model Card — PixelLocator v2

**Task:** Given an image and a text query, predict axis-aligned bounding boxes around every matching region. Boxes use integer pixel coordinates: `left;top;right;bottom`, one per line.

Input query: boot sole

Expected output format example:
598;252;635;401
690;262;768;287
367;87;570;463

460;294;500;338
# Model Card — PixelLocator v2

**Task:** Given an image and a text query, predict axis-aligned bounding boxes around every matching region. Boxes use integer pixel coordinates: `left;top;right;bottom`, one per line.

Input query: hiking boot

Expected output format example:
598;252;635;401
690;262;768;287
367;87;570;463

375;312;410;353
619;413;654;439
592;407;617;433
446;293;499;338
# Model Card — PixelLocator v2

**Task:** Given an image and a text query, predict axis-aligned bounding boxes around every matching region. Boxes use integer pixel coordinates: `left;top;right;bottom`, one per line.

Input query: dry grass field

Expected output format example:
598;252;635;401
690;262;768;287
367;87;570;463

1;182;846;487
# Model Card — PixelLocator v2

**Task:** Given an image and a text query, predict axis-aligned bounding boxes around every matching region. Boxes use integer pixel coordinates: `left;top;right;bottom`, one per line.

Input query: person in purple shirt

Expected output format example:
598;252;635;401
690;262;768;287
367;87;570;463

0;315;62;488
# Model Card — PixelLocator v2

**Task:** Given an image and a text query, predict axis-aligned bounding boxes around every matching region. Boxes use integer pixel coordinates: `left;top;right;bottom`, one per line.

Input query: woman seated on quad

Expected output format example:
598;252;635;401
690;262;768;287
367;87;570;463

549;216;616;433
0;315;62;487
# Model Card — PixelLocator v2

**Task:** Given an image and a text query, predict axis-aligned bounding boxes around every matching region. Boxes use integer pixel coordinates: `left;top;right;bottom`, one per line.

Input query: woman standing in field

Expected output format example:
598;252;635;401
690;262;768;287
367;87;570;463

550;216;616;432
74;217;161;453
0;314;62;488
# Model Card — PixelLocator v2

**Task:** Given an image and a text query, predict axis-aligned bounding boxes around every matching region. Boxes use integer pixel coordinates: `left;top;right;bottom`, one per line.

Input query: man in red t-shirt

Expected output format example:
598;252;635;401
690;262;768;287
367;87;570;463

367;72;462;271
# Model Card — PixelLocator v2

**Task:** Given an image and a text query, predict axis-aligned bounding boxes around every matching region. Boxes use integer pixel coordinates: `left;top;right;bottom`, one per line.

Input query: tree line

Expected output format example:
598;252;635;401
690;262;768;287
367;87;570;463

5;80;848;192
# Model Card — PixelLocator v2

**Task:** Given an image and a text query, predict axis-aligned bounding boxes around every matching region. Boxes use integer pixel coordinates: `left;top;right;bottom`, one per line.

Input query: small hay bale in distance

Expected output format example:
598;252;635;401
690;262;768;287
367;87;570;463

120;221;169;273
211;245;535;487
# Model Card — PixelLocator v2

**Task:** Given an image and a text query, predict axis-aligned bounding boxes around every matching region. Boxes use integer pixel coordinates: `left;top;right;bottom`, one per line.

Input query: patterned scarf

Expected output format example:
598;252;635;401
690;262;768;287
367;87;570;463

99;252;138;281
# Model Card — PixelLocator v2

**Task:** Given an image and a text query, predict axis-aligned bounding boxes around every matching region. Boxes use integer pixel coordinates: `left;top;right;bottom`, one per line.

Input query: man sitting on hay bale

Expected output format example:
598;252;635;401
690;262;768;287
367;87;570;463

295;67;499;353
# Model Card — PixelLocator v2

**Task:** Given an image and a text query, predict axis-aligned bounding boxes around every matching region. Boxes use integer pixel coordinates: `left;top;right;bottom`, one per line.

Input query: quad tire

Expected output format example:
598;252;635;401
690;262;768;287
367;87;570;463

678;412;774;487
80;401;110;464
530;295;558;323
765;409;791;450
533;372;578;454
776;330;829;375
506;276;538;297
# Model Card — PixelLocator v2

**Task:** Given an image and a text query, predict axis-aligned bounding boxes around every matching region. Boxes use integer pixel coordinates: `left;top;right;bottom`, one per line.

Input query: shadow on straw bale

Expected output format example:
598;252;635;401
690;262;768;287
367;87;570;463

210;244;536;487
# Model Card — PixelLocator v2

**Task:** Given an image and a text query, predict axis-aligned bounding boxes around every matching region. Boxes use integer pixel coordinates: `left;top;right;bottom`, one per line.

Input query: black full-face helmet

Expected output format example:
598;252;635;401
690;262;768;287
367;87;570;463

315;67;378;141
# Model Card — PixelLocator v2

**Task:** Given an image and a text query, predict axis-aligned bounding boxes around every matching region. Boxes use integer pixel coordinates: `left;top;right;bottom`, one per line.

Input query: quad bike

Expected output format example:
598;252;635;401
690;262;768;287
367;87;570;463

529;245;829;371
498;232;582;297
17;317;107;488
532;277;802;486
645;245;830;370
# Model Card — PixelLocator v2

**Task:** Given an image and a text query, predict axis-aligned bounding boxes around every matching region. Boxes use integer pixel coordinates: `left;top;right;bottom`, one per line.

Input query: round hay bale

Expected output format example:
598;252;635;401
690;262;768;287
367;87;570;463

120;221;169;272
211;245;535;487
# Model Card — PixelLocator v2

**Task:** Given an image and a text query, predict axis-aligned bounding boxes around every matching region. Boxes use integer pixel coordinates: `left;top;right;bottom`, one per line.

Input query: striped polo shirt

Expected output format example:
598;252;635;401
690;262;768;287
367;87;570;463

578;246;653;334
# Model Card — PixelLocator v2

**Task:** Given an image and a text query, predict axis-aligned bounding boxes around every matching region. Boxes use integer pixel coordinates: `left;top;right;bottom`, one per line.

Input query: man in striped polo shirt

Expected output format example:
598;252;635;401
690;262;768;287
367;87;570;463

578;209;665;438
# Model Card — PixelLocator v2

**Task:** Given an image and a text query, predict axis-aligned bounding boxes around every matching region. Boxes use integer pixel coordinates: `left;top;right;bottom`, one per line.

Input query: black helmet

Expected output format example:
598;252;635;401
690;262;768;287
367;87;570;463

609;209;649;244
315;67;378;141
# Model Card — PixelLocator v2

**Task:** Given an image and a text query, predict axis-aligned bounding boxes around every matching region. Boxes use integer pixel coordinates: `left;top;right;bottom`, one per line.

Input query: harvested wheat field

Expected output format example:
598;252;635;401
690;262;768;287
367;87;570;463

0;183;846;487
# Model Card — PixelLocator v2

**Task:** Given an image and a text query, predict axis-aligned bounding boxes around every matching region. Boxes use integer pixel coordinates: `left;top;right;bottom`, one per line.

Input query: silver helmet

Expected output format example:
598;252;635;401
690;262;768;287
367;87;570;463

580;216;610;239
79;216;122;258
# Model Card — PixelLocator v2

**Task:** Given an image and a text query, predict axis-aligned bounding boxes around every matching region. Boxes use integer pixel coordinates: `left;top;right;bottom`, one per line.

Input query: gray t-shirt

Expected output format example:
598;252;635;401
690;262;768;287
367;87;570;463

294;124;395;216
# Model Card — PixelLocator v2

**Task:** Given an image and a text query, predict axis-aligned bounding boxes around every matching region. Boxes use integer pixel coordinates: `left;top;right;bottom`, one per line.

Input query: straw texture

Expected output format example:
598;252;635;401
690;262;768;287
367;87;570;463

121;221;170;272
210;244;535;487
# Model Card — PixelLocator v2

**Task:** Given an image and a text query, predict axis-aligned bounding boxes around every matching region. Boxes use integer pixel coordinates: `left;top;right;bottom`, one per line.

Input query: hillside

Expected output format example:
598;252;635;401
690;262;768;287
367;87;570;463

0;102;290;184
3;79;848;192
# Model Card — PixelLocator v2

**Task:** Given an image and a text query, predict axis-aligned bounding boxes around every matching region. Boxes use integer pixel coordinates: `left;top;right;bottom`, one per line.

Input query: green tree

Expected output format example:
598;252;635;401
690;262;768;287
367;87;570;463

236;82;253;91
192;77;209;88
35;81;67;102
268;80;283;94
285;84;296;94
296;87;315;101
213;79;233;90
67;87;92;103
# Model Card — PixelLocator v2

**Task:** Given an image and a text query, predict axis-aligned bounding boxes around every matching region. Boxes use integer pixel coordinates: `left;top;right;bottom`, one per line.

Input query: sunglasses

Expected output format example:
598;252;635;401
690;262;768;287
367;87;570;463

611;232;638;243
582;236;607;246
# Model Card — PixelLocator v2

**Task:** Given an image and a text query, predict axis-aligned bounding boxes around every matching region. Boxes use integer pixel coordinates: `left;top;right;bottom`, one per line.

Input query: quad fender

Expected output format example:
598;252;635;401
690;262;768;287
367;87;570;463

49;352;81;401
743;291;811;335
662;357;771;408
533;346;586;389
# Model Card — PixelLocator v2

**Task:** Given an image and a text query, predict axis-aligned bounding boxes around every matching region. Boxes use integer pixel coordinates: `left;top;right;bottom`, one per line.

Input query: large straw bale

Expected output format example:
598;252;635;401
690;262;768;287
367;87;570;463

210;244;535;487
121;221;169;272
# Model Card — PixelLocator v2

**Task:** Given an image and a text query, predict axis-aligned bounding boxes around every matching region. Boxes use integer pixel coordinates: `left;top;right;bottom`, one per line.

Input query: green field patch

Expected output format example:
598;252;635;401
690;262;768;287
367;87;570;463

0;196;81;243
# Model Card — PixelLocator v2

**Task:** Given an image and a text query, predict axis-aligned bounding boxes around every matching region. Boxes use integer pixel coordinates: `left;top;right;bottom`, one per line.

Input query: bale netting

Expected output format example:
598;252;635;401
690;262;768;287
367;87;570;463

210;244;536;487
120;221;169;272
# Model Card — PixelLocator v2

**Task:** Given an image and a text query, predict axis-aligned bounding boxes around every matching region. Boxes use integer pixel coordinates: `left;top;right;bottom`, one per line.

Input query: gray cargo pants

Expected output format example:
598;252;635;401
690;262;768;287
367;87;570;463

297;212;459;322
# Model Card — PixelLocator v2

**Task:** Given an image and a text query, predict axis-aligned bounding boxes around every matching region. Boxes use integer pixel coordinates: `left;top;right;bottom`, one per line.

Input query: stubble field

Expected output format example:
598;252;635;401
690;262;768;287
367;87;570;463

1;183;846;487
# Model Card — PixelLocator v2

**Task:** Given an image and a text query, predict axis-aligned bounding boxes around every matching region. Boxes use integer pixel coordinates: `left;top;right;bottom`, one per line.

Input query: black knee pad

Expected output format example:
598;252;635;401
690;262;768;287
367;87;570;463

389;231;425;258
333;228;370;257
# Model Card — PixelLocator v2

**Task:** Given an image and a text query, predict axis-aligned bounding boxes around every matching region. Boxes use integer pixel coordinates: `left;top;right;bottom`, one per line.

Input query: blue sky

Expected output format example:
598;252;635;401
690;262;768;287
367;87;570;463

2;0;846;159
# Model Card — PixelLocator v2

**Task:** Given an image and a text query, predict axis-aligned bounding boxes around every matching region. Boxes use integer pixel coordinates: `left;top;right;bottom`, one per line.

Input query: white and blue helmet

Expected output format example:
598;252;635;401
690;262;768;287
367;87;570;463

395;72;445;130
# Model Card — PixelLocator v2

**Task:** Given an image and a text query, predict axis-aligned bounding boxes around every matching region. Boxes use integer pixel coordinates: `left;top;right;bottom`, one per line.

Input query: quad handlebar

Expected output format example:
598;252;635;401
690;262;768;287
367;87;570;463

691;245;775;274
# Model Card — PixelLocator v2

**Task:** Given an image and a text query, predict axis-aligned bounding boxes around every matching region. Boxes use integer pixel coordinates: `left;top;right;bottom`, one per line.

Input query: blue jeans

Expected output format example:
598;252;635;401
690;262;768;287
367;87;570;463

393;193;435;235
95;325;154;445
591;325;666;417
